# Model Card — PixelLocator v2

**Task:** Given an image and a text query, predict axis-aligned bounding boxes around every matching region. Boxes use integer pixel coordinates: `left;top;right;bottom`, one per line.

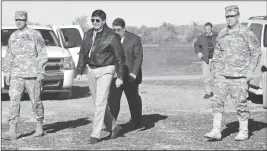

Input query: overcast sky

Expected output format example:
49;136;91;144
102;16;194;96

1;1;266;27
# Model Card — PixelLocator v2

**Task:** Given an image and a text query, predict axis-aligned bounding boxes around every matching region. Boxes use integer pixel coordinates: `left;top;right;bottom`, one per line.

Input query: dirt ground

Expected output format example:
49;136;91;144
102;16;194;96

1;79;266;150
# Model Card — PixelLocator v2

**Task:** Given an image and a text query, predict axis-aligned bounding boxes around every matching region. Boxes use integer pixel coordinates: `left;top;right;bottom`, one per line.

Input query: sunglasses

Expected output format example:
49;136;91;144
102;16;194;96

225;15;238;19
91;19;101;23
15;19;27;22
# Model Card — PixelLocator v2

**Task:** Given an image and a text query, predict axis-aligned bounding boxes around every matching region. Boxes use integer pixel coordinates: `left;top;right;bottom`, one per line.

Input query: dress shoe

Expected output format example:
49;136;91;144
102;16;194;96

89;137;100;144
203;92;214;99
110;125;122;139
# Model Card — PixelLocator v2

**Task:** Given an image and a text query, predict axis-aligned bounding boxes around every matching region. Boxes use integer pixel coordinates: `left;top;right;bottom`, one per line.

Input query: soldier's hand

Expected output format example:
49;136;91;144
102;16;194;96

5;76;11;85
115;78;123;88
198;53;203;59
209;59;213;64
246;70;254;82
76;75;82;82
37;73;44;82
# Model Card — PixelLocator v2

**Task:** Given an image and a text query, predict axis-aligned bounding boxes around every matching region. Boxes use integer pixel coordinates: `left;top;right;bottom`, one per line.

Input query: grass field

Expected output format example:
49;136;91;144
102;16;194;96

142;46;202;76
1;46;266;150
2;82;266;150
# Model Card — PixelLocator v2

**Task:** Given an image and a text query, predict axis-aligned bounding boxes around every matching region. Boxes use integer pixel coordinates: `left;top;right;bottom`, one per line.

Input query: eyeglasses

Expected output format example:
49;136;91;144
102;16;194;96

113;28;123;32
15;19;27;22
91;19;101;23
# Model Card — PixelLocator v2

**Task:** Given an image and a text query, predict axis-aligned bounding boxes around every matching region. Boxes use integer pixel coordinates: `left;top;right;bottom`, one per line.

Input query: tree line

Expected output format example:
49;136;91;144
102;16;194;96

72;16;226;45
29;15;226;46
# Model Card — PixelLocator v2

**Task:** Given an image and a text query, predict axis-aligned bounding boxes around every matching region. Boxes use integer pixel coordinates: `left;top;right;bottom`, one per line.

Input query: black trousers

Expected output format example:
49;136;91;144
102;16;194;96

108;78;142;125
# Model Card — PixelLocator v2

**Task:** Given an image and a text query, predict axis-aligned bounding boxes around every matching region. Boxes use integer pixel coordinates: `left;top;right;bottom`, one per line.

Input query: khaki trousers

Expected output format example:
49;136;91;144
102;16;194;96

202;61;213;94
87;65;118;139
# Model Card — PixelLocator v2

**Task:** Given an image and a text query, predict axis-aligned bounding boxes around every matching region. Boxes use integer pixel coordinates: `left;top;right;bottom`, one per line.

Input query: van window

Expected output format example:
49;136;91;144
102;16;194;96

60;28;82;47
1;29;60;47
1;29;16;46
249;23;263;44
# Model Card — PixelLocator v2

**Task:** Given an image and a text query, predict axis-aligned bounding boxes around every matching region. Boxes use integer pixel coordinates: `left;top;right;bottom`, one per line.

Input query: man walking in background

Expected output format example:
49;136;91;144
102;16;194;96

205;5;261;141
2;11;48;140
108;18;143;129
194;22;218;99
76;10;125;144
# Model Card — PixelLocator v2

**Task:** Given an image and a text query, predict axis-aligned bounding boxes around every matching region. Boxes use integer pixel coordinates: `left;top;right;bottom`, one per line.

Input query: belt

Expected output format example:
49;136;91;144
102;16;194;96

223;76;246;79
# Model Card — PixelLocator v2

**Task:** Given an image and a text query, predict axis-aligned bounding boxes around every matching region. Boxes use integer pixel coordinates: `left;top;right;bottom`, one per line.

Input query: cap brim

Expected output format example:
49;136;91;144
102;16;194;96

225;12;238;17
14;16;27;19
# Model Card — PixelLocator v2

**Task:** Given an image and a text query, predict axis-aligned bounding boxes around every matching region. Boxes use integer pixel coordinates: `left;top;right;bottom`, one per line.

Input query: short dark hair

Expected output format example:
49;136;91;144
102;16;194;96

112;18;126;28
204;22;213;28
91;9;106;20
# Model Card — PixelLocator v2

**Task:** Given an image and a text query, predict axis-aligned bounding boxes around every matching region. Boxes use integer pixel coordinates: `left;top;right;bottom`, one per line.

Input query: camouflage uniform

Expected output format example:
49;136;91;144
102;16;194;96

205;5;262;141
3;11;48;125
211;20;261;120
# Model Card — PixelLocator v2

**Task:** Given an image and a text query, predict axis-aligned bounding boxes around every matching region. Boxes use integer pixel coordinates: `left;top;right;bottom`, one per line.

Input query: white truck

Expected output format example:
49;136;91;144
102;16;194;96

243;16;267;109
1;25;77;99
52;25;86;78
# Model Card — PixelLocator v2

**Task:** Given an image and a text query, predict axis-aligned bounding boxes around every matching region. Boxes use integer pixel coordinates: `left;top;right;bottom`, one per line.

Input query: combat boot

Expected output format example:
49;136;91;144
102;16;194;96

33;120;44;137
2;123;18;140
204;112;222;141
235;119;248;141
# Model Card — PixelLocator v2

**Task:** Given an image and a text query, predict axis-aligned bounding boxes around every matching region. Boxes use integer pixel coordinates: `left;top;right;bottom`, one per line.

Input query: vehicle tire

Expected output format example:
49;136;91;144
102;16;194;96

1;93;9;101
248;91;263;104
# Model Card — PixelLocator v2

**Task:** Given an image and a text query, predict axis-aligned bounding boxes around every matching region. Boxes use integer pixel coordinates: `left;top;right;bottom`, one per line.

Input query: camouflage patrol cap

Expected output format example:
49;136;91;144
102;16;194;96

225;5;239;17
14;11;27;19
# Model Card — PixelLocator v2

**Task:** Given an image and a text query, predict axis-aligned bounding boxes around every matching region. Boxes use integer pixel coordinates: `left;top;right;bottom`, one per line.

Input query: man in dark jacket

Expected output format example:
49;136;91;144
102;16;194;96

108;18;143;129
194;22;218;99
76;10;125;144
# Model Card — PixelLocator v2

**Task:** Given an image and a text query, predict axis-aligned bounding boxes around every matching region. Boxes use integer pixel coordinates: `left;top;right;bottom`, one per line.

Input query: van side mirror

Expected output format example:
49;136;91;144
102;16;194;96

262;65;267;72
64;41;76;48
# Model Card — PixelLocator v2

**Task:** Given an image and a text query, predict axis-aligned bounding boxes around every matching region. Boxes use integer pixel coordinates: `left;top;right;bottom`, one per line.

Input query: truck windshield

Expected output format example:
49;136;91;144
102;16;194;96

249;23;263;44
1;29;60;47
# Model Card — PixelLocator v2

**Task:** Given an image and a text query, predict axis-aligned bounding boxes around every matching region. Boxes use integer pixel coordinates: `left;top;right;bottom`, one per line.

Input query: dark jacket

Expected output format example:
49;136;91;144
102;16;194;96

194;31;218;64
76;24;125;79
120;31;143;84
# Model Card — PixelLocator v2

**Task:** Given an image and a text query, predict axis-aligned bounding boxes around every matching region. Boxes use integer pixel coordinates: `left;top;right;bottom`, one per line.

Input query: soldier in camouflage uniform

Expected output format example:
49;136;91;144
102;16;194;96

2;11;48;140
204;5;262;141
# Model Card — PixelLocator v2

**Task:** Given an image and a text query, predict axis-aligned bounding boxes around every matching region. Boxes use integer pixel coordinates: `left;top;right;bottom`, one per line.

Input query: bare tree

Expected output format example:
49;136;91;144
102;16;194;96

72;16;90;33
